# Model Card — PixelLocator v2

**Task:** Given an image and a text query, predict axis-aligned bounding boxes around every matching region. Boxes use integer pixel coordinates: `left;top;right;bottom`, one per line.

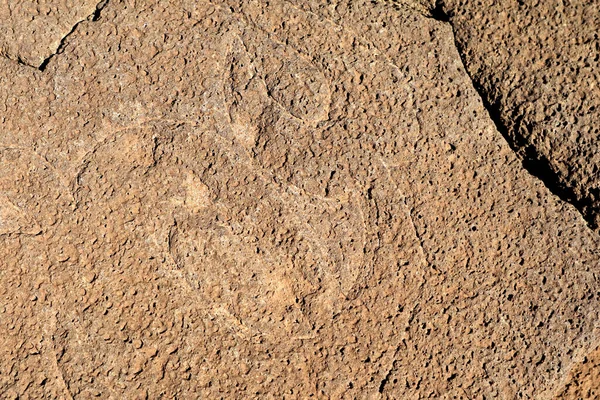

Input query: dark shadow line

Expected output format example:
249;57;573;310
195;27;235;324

38;0;109;71
427;1;597;230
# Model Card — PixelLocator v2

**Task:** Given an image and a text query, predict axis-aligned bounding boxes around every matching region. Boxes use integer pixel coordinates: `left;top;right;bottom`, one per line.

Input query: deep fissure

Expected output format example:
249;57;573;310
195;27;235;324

426;1;598;231
6;0;597;229
35;0;109;71
38;0;108;71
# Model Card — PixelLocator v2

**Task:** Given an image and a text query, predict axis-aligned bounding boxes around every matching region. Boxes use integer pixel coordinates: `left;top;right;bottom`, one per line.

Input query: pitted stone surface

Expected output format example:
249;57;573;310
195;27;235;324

0;0;599;398
443;0;600;229
0;0;101;67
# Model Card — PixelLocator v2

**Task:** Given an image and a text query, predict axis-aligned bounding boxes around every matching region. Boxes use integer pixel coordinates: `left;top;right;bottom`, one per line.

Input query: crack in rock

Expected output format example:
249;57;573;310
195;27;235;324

378;0;598;231
23;0;109;71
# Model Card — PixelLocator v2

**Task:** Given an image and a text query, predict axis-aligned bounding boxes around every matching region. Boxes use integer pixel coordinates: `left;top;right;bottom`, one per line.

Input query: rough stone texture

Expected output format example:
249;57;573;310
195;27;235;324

554;345;600;399
375;0;436;15
0;0;599;398
0;0;100;67
440;0;600;229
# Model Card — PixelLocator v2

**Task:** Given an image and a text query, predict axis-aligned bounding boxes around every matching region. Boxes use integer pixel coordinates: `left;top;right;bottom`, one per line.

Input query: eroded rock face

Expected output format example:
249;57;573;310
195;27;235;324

381;0;600;229
441;0;600;229
554;345;600;399
0;0;599;398
0;0;101;67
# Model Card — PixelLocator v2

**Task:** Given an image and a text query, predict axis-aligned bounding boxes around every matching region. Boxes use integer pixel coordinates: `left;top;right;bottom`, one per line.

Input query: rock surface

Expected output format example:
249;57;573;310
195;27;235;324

0;0;598;398
0;0;102;68
441;0;600;229
554;345;600;399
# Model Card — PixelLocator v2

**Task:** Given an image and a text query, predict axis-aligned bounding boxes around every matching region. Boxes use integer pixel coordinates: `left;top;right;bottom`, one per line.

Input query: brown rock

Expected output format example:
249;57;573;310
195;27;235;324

0;0;102;68
0;0;598;398
555;345;600;399
440;0;600;229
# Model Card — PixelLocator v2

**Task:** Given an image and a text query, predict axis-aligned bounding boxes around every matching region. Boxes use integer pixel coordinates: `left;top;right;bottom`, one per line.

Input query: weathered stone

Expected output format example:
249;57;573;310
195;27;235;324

0;0;598;398
0;0;102;68
443;0;600;229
